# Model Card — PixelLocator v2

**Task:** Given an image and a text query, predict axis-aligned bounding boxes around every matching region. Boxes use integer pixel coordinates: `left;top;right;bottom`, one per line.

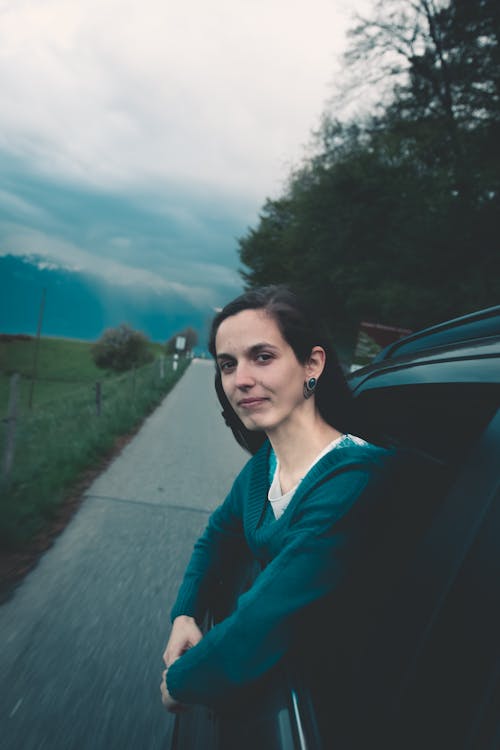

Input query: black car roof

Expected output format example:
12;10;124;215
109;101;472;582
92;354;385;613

374;305;500;361
349;305;500;394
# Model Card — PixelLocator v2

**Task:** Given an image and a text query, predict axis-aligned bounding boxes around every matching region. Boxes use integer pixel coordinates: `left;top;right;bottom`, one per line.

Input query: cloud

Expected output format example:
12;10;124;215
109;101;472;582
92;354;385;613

0;155;249;299
0;188;49;223
0;224;234;308
0;0;357;197
0;0;366;325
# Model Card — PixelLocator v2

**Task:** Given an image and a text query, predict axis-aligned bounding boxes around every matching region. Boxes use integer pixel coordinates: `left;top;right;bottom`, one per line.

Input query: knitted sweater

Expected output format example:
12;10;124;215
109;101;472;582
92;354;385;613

167;438;394;707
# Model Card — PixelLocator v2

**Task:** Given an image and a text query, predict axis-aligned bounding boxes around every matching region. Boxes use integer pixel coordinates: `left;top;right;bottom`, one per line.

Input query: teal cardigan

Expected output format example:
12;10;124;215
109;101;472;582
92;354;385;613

167;438;394;707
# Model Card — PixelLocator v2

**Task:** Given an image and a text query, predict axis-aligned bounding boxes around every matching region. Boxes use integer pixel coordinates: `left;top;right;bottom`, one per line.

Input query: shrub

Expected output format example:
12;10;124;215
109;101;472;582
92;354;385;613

91;324;154;372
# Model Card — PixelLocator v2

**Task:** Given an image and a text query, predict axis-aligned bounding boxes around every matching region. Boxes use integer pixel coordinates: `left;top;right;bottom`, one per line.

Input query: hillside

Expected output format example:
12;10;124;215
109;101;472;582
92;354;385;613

0;254;211;344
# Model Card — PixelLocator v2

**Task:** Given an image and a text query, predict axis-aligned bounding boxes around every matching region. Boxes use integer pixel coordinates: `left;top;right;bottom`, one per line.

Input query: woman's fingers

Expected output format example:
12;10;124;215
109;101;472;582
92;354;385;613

163;616;203;667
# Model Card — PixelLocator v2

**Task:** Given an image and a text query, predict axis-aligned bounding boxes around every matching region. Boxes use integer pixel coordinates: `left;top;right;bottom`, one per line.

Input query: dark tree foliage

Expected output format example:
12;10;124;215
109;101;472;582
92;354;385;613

92;324;154;372
238;0;499;340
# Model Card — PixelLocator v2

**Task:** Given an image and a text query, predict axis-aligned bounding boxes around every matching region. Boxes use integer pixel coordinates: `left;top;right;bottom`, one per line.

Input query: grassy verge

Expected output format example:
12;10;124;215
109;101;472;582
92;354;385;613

0;341;189;550
0;335;165;412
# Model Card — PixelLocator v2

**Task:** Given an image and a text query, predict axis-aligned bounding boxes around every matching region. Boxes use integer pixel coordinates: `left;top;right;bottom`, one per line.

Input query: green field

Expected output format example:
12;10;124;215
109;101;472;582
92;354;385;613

0;336;165;413
0;336;189;549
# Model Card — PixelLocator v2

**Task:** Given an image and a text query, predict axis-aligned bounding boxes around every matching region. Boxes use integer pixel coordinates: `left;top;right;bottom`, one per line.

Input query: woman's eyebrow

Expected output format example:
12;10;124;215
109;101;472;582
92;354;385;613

216;343;279;361
216;352;235;362
247;342;279;356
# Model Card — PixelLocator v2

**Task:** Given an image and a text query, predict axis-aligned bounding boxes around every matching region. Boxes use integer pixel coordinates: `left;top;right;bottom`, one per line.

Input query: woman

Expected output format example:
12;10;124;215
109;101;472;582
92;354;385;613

160;285;394;717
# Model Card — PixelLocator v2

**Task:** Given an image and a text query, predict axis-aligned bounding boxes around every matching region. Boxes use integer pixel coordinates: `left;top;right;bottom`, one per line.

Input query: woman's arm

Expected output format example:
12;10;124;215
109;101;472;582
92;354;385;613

161;615;203;713
165;465;384;708
169;477;252;624
162;461;256;712
161;480;250;713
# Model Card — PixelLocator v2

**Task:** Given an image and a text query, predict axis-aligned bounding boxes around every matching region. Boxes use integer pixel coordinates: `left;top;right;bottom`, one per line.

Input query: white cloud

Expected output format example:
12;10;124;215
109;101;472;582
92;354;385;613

0;0;372;324
0;223;222;306
0;0;360;198
0;189;49;222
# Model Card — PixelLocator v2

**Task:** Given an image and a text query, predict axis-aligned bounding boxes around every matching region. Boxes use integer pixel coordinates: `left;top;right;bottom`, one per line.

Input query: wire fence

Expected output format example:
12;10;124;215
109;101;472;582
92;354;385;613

0;356;189;548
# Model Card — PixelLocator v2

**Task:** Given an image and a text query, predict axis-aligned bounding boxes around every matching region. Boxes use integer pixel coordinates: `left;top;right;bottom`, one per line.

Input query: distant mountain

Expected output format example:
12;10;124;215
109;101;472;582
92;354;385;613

0;254;212;346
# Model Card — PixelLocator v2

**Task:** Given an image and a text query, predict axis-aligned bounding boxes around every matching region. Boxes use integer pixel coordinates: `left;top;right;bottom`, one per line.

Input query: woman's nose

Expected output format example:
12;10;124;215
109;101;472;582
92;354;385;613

235;362;255;388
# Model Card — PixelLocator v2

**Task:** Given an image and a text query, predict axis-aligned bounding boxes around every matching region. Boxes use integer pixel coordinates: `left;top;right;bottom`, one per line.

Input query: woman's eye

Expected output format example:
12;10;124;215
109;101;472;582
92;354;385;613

220;360;236;372
256;353;273;363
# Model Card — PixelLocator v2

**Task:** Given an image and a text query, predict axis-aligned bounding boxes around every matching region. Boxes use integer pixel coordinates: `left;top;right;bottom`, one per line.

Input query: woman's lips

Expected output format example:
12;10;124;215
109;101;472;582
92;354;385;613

238;397;268;408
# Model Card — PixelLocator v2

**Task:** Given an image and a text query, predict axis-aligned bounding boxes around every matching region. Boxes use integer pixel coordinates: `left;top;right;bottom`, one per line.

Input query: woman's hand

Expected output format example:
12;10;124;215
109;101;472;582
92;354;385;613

163;615;203;667
161;615;203;713
160;669;186;713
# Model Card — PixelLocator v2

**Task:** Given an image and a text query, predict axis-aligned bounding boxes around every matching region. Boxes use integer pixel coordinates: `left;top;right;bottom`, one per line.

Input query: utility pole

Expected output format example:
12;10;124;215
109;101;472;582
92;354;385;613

28;287;47;410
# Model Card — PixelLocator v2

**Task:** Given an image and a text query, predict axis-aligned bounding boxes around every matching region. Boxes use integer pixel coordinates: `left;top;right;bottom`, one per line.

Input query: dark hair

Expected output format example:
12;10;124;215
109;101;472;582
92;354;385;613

209;285;353;454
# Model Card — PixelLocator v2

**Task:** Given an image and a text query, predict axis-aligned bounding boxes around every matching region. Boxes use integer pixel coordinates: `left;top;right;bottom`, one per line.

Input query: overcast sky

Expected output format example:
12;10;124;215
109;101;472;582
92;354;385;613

0;0;369;312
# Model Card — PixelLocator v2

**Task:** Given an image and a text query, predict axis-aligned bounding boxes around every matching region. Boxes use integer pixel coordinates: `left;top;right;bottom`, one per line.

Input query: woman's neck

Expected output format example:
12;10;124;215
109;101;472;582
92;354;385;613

267;411;342;493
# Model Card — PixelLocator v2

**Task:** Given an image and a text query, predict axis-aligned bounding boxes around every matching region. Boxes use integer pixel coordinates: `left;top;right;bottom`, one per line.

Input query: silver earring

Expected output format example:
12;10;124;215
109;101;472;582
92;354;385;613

303;377;317;399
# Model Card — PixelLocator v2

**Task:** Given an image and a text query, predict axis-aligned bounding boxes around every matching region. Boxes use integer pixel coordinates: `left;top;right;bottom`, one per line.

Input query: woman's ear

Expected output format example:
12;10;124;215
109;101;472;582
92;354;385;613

305;346;326;379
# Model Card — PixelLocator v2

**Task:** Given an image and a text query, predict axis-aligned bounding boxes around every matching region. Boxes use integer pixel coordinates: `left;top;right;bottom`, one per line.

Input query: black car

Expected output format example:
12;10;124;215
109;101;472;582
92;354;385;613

172;305;500;750
342;304;500;749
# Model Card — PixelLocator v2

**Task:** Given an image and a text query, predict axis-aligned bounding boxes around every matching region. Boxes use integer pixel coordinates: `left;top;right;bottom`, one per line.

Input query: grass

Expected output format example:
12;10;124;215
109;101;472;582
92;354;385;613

0;336;189;549
0;336;165;412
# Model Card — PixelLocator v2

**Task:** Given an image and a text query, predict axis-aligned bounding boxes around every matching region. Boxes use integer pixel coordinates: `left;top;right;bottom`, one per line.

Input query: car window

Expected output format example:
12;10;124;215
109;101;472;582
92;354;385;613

353;382;500;466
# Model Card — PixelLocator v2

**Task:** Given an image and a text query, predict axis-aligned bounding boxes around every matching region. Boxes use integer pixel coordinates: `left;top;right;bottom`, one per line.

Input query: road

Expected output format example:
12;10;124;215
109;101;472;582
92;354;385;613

0;359;247;750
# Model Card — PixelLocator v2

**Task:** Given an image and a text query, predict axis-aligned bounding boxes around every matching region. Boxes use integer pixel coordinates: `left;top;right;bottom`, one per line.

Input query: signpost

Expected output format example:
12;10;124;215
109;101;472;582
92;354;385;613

175;336;186;352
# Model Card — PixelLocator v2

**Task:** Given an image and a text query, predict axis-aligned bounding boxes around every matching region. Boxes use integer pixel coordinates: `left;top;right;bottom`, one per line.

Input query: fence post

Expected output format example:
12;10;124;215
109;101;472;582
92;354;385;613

2;373;19;483
159;356;165;379
28;287;47;410
95;381;102;416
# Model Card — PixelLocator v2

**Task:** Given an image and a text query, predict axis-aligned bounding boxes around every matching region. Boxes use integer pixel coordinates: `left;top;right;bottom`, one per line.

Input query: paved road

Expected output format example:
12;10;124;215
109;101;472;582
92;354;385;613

0;359;247;750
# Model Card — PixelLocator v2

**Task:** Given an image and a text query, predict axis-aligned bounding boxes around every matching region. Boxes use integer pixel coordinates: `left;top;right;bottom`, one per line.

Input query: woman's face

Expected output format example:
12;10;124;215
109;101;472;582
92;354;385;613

215;308;319;434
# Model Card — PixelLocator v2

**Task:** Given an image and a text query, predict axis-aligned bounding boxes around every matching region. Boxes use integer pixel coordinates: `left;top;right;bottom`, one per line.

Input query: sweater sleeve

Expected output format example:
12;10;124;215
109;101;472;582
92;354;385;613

166;463;383;707
170;464;253;624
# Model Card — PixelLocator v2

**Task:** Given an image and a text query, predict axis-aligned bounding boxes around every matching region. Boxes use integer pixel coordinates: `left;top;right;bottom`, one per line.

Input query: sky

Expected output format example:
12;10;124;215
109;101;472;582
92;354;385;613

0;0;369;324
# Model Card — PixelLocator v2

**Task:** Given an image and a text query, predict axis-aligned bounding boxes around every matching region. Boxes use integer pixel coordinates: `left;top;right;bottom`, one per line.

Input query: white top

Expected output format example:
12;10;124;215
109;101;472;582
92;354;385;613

268;433;367;520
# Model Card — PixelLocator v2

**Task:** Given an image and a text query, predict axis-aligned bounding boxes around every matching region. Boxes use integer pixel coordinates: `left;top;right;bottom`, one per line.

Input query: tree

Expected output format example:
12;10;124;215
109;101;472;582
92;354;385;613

92;324;154;372
165;327;198;355
345;0;500;311
238;0;499;340
345;0;500;192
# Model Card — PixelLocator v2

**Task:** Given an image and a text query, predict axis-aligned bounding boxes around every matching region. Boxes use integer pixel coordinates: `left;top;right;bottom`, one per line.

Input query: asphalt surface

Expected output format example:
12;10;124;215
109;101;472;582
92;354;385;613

0;359;247;750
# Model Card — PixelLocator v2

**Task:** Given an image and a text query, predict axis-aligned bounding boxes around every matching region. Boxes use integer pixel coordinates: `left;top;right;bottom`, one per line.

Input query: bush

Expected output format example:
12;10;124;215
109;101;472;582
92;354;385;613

92;324;154;372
